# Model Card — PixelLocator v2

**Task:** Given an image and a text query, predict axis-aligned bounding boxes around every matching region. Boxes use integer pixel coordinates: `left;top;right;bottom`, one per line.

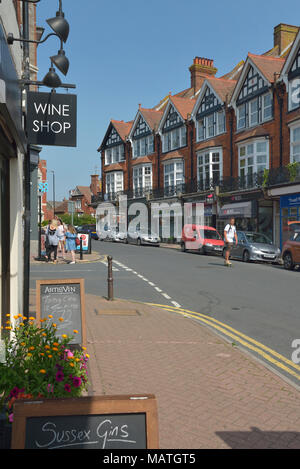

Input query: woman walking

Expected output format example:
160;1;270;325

65;224;78;264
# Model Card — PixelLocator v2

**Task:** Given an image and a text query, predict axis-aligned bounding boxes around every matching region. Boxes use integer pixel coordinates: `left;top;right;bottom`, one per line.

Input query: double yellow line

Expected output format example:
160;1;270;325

146;302;300;382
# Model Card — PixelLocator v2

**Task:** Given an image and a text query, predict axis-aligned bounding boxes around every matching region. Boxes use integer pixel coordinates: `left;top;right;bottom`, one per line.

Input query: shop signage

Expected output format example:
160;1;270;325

36;278;86;347
218;200;256;219
280;194;300;208
76;233;91;253
27;91;77;147
11;395;159;449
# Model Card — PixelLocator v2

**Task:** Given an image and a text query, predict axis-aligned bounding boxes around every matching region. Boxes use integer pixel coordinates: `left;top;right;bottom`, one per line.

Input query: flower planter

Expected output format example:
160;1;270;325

0;411;12;449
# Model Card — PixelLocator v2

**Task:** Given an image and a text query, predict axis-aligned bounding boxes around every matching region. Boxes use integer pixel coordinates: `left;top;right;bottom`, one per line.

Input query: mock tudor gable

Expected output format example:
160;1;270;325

279;29;300;112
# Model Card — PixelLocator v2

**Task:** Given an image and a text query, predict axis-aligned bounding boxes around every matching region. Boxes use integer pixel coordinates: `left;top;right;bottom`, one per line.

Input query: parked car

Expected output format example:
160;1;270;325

127;228;160;246
181;225;224;255
99;227;114;241
225;231;281;263
112;228;127;243
77;224;99;240
282;230;300;270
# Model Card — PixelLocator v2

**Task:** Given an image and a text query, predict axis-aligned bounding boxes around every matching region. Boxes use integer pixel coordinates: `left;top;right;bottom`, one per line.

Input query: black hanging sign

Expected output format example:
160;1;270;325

27;91;77;147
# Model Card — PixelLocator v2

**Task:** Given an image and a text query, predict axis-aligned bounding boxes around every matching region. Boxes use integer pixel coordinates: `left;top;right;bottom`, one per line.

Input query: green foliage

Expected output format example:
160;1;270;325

287;162;300;182
60;213;96;227
262;169;270;188
0;315;89;422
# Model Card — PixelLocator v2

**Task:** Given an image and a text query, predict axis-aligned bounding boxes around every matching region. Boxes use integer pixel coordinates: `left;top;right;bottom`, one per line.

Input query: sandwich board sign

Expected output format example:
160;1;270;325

36;278;86;347
27;91;77;147
11;395;159;449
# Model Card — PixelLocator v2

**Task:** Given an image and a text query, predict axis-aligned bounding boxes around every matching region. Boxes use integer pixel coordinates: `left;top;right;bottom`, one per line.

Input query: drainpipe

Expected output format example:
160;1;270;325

229;107;234;178
275;81;284;167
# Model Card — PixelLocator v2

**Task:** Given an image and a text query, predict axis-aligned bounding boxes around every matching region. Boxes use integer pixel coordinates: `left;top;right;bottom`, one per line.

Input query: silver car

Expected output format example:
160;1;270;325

127;229;160;246
225;231;281;263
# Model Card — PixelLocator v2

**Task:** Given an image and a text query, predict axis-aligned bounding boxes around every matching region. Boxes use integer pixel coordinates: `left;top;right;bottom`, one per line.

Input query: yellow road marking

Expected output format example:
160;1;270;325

145;302;300;381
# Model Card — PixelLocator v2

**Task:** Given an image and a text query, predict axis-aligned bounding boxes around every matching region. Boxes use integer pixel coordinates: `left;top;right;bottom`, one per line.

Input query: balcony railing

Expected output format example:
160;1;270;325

91;165;300;205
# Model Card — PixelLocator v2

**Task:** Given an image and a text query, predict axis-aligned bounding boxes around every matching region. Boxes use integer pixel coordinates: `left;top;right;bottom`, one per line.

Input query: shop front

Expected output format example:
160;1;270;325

280;193;300;248
217;197;274;241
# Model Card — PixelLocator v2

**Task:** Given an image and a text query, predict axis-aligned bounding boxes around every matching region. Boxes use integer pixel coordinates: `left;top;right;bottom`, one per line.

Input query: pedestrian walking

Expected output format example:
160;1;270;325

65;224;78;264
57;218;66;259
45;221;59;263
224;217;238;267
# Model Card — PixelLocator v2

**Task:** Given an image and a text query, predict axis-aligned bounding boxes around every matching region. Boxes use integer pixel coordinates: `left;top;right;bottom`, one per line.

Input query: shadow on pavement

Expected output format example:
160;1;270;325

216;427;300;449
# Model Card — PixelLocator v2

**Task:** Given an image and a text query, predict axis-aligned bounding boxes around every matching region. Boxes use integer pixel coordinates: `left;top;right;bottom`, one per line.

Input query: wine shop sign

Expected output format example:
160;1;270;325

27;91;77;147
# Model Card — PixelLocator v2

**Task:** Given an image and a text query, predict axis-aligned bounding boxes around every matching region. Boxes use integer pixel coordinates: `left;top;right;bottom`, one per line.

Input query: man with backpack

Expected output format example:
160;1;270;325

45;221;59;263
224;217;238;266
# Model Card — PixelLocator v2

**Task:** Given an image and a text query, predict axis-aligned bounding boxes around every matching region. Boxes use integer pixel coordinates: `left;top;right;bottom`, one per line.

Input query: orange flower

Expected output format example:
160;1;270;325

73;330;78;334
48;315;53;319
39;369;46;374
59;318;64;322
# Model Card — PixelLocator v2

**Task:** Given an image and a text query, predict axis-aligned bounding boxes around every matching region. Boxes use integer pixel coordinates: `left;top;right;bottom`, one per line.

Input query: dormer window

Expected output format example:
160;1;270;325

195;86;226;142
131;115;155;158
161;104;187;153
288;48;300;111
236;65;273;130
103;126;125;165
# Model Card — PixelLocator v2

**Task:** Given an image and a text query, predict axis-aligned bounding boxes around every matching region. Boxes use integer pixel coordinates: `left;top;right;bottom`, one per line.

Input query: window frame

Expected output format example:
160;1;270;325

163;160;185;188
197;147;223;187
238;139;269;178
162;126;187;153
195;109;226;143
132;164;153;193
105;171;124;195
289;121;300;163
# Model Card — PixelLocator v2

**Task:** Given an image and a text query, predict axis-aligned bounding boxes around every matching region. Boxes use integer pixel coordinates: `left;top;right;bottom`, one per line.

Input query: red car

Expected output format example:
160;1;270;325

181;224;224;255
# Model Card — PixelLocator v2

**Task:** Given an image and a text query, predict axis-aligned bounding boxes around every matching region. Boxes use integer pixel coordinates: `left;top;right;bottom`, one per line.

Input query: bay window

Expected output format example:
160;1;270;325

164;161;184;189
197;148;223;189
290;124;300;163
133;165;152;196
238;140;269;181
106;171;124;195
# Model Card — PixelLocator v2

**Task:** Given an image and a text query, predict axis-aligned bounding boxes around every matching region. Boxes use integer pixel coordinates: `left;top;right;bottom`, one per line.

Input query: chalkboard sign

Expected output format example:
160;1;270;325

11;395;159;449
36;279;86;347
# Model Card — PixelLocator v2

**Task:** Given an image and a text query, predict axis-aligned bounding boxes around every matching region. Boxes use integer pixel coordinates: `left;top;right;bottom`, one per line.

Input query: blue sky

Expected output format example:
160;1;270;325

36;0;300;201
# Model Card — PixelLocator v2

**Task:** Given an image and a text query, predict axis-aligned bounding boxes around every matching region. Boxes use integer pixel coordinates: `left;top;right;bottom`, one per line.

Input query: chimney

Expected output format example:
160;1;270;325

274;24;299;55
90;174;100;196
189;57;218;94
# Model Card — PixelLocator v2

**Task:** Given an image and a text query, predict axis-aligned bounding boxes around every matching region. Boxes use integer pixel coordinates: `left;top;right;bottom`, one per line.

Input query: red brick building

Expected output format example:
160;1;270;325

94;23;300;247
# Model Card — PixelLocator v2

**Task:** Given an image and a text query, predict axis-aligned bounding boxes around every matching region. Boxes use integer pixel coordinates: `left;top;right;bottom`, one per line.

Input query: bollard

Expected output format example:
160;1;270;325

107;256;114;301
80;237;83;260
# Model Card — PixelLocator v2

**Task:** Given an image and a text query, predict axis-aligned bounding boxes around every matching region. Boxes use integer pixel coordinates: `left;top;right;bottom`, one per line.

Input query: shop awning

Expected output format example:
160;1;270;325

218;201;256;218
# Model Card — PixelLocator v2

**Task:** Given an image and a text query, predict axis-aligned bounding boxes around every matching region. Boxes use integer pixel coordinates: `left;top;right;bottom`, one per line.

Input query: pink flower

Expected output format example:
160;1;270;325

9;413;14;423
64;384;71;393
55;370;64;382
72;377;82;388
64;349;74;360
47;384;54;393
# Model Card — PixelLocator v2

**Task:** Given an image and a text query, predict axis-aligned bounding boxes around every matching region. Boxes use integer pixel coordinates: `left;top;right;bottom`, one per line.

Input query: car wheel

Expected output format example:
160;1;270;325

200;246;206;255
181;243;186;252
243;250;250;262
283;252;294;270
137;238;141;246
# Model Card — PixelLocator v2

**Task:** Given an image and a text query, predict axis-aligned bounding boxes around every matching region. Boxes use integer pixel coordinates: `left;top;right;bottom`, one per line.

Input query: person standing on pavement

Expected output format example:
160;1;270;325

45;222;59;263
65;224;77;264
224;217;238;266
57;218;66;259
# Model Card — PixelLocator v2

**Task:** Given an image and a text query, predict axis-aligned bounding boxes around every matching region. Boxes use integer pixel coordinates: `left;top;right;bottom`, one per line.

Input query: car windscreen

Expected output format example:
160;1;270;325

203;230;222;240
245;233;272;244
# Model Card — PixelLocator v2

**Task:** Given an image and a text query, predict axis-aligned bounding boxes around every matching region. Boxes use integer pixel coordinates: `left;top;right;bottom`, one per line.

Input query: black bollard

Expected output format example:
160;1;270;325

80;237;83;260
107;256;114;301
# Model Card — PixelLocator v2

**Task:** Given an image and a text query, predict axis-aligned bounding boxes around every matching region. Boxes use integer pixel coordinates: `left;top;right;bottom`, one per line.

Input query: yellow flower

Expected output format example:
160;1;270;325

45;345;50;350
73;330;78;334
69;363;74;367
21;342;26;347
18;314;22;318
39;369;46;374
42;333;47;337
59;317;64;322
27;353;32;358
6;314;10;318
75;358;80;362
62;334;68;339
29;346;35;351
48;355;53;358
19;323;25;327
48;315;53;319
85;354;90;358
29;317;35;321
14;315;19;320
5;327;12;330
82;347;87;351
6;321;10;324
52;323;57;328
22;317;27;321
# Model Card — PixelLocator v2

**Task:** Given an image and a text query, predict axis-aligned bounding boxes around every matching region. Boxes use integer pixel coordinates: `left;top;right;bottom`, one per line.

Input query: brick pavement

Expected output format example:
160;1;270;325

29;290;300;449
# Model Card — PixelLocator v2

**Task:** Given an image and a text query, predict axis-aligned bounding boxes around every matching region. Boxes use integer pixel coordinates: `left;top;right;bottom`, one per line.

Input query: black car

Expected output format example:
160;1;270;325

77;224;99;240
